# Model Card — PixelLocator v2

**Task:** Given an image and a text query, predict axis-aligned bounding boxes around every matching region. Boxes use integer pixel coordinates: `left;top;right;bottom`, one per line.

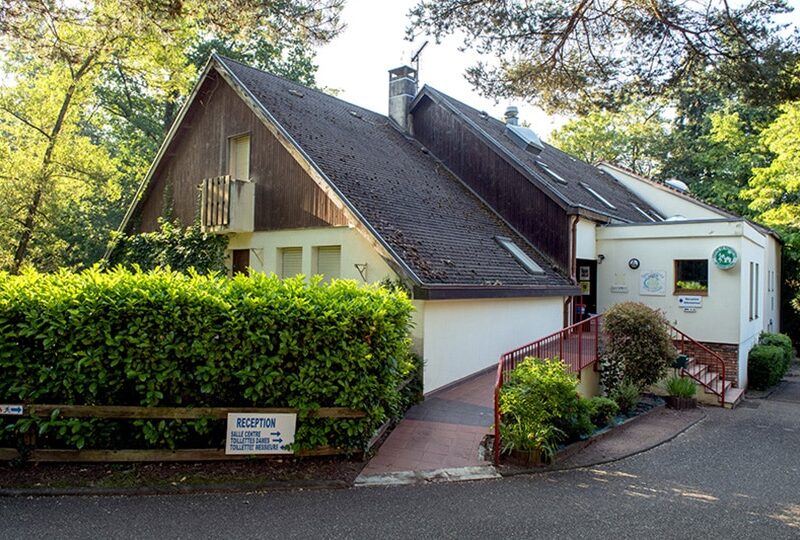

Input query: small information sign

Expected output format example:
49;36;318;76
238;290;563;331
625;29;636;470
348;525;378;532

0;404;24;415
225;413;296;455
678;296;703;308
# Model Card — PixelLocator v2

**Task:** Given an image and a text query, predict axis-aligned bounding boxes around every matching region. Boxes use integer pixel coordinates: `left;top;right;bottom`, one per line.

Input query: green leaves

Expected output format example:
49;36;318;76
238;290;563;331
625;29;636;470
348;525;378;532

0;268;414;451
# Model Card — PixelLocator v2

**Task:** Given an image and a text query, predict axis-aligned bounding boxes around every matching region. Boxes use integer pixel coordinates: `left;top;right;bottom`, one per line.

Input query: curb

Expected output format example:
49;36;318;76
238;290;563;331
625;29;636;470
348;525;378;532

0;478;350;498
498;407;707;477
354;465;501;487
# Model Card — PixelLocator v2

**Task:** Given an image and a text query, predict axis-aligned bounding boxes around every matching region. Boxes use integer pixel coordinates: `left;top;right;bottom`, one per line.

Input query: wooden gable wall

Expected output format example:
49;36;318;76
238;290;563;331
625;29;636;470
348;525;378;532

131;69;348;233
411;96;570;271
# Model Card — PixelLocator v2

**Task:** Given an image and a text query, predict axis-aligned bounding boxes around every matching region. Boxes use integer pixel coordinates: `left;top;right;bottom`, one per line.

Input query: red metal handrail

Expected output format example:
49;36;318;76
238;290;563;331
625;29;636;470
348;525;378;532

493;314;602;465
667;323;727;404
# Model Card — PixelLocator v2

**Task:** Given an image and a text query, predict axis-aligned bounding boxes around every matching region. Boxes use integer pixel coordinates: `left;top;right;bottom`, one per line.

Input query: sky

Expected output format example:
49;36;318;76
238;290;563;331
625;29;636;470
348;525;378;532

315;0;565;139
315;0;800;141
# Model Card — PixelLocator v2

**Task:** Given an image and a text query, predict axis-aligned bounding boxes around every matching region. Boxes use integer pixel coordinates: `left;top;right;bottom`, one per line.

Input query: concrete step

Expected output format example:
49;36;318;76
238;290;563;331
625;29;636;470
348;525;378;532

705;377;731;396
722;387;746;409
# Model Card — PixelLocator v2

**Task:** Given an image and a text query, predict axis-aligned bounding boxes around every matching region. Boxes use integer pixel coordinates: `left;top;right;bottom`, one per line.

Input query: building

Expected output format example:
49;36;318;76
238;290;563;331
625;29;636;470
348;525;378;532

117;55;780;398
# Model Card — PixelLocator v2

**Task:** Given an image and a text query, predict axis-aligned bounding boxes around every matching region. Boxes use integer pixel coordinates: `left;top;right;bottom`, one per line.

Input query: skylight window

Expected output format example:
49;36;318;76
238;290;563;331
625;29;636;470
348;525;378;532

536;161;568;185
632;204;656;222
495;236;545;275
505;124;544;154
580;182;617;210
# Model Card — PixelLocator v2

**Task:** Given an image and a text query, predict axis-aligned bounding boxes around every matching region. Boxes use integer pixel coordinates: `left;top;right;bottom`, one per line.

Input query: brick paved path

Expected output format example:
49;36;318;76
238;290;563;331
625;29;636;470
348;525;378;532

360;370;495;474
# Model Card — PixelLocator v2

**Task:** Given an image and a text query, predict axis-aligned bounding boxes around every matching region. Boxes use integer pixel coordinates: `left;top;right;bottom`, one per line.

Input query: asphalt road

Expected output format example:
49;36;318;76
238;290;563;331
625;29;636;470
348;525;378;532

1;395;799;539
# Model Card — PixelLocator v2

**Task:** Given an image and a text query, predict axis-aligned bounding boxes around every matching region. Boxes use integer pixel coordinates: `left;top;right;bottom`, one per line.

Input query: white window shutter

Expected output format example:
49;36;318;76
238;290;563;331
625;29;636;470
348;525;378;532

316;246;341;283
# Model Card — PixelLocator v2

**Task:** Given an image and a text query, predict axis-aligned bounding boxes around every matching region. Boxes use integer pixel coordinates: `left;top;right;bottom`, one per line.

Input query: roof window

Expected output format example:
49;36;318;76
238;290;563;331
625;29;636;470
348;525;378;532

536;161;568;185
632;204;663;222
505;124;544;154
580;182;617;210
495;236;545;275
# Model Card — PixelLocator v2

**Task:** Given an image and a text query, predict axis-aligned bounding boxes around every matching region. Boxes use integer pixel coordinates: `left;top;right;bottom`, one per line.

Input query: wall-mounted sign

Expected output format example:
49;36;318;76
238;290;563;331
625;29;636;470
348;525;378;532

712;245;738;270
0;404;23;415
226;413;296;455
580;281;591;294
610;285;629;294
640;271;666;296
678;295;703;308
579;266;591;280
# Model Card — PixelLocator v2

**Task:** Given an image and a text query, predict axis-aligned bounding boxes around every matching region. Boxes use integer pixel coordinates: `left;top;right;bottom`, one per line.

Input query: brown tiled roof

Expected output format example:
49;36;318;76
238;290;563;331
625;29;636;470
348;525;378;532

421;88;663;223
217;56;576;294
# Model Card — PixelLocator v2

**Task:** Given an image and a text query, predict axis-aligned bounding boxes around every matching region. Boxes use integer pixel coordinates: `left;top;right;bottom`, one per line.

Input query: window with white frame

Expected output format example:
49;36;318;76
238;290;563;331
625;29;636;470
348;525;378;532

749;262;760;320
315;246;341;283
280;247;302;278
229;134;250;181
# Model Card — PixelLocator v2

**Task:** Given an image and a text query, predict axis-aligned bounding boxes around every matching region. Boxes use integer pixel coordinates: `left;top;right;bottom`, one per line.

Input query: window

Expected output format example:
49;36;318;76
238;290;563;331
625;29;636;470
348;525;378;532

229;134;250;180
750;262;760;320
495;236;545;275
674;260;708;295
280;247;302;278
315;246;341;283
536;161;568;185
579;182;617;210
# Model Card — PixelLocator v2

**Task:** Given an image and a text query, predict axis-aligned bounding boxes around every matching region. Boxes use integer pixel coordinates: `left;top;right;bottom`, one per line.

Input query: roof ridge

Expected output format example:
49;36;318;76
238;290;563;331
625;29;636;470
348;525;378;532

214;54;388;121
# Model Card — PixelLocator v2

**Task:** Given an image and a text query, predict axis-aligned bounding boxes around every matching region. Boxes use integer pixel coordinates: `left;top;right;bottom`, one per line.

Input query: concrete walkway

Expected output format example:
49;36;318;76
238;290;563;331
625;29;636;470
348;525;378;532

359;370;495;476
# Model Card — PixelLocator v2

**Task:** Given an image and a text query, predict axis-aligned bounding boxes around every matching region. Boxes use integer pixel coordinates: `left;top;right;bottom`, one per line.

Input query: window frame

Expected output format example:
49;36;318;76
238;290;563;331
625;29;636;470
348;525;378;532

228;132;251;181
673;259;709;296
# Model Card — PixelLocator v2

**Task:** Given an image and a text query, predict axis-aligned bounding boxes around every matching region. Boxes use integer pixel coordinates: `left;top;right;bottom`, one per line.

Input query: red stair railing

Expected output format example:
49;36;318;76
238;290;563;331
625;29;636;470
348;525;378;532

493;314;602;465
666;323;727;404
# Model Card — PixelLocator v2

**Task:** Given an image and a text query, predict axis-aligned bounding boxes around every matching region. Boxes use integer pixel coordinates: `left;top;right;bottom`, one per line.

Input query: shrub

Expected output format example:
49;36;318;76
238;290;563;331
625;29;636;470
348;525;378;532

0;268;414;452
498;358;580;461
665;376;696;398
586;397;620;427
748;344;786;390
106;220;227;274
759;332;793;373
611;381;641;415
602;302;677;390
557;398;595;441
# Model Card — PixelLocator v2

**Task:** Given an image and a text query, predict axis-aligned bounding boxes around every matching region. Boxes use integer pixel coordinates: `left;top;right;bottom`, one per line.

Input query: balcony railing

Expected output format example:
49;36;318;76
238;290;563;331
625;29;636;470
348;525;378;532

200;175;254;233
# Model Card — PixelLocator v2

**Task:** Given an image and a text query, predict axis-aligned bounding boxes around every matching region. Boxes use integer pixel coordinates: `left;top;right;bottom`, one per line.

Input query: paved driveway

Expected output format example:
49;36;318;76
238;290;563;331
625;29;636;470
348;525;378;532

2;393;799;539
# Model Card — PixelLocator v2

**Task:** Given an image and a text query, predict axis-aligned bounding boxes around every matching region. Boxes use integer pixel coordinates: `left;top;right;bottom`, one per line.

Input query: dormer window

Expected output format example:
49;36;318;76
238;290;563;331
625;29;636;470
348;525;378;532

495;236;545;275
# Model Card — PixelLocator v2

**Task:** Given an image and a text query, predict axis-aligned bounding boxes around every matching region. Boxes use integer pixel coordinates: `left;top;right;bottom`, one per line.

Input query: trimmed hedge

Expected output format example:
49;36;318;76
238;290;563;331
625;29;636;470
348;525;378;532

0;268;414;452
749;332;793;390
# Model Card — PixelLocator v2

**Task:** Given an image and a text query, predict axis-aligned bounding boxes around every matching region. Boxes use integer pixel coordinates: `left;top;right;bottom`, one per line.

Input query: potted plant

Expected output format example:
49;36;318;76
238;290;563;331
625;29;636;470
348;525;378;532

665;376;697;409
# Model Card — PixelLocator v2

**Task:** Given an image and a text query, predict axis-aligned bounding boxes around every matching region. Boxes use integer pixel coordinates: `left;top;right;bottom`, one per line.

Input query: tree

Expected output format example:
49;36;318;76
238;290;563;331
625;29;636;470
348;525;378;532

408;0;797;113
0;0;343;272
549;103;666;176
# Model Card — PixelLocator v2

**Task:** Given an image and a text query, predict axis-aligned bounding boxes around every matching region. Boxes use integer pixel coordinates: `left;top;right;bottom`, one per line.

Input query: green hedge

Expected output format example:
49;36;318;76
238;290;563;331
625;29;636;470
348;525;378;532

0;268;414;452
749;332;794;390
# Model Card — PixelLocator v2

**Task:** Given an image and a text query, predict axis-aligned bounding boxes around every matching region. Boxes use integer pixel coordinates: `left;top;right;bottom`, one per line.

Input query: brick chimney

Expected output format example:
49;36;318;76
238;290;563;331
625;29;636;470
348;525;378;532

388;65;418;132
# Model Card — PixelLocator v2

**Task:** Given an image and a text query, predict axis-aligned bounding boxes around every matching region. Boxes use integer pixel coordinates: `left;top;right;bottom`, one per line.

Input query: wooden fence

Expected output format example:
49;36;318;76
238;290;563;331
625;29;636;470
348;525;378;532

0;404;366;463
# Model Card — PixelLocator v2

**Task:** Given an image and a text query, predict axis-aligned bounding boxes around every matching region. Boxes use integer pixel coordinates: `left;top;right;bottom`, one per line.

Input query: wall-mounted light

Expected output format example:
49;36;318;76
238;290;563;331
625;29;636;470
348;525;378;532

628;258;640;270
597;254;605;264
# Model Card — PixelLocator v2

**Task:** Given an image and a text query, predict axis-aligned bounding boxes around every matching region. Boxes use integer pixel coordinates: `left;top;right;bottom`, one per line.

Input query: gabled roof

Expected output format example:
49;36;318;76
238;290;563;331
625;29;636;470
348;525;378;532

121;54;577;298
413;88;663;224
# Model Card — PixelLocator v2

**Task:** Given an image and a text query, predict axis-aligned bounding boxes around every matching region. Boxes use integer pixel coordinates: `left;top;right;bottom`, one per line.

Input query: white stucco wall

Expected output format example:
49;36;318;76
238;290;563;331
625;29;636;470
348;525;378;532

226;226;398;284
596;222;748;344
420;296;565;393
575;218;597;260
599;164;726;221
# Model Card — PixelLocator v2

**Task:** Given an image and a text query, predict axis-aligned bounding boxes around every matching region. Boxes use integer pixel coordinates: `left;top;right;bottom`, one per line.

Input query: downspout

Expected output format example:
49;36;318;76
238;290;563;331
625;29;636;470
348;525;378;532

565;215;580;326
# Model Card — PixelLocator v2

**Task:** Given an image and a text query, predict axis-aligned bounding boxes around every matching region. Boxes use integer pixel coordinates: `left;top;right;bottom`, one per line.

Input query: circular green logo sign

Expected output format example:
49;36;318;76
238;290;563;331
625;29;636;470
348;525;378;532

712;245;738;270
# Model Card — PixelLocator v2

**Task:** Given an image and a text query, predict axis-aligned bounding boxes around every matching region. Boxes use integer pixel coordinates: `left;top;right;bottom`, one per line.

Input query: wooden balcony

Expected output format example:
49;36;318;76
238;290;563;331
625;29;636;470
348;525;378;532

200;175;254;233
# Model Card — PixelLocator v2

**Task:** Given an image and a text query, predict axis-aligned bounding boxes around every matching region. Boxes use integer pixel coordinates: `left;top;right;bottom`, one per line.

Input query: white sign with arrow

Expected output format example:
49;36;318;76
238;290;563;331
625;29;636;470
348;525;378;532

0;404;24;415
225;413;296;455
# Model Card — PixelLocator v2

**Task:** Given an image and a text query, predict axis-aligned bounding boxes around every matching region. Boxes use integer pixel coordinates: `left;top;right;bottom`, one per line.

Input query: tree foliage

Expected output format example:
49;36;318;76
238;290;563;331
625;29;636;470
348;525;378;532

0;0;342;273
408;0;797;113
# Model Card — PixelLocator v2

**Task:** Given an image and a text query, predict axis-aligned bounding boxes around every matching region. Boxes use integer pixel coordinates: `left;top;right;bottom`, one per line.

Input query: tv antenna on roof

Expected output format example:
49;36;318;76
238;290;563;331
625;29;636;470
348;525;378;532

411;41;428;77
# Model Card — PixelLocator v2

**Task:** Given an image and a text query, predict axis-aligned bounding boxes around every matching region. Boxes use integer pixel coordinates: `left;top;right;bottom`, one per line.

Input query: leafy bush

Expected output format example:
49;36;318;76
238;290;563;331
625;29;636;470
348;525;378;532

498;358;581;461
611;381;641;415
557;398;595;441
0;268;414;452
665;376;696;398
586;397;620;427
759;332;793;374
106;220;227;274
748;344;786;390
599;353;625;394
602;302;677;391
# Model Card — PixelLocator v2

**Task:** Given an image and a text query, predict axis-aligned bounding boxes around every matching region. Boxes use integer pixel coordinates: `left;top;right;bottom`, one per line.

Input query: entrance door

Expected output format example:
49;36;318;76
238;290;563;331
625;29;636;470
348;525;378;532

232;249;250;276
576;258;598;316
